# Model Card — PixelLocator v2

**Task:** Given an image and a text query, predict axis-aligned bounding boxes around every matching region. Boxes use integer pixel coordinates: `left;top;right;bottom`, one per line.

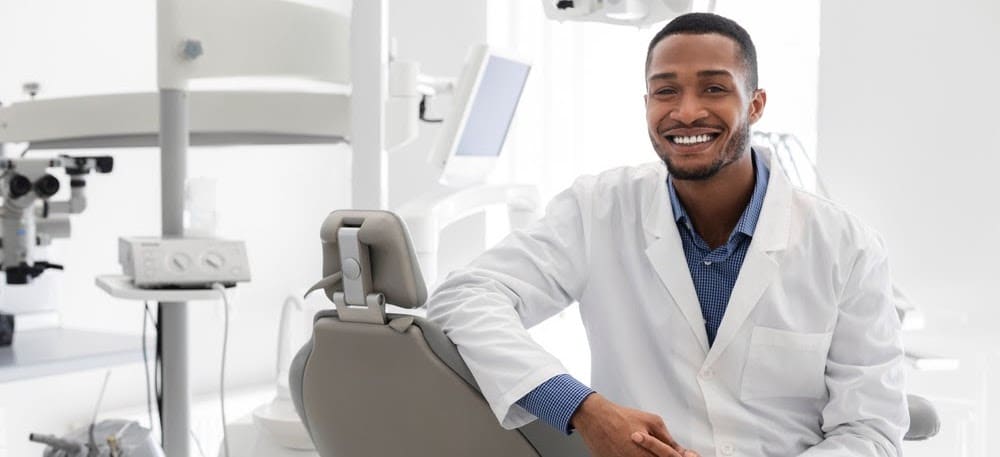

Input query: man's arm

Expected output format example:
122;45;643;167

799;232;909;457
428;176;699;456
516;374;594;433
426;182;593;428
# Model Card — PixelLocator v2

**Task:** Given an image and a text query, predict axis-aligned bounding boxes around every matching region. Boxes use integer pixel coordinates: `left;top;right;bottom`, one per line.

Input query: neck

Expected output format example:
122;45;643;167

672;151;755;249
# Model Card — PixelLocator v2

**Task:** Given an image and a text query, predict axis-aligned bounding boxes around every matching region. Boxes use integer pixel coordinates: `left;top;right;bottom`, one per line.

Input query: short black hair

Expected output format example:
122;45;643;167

645;13;758;92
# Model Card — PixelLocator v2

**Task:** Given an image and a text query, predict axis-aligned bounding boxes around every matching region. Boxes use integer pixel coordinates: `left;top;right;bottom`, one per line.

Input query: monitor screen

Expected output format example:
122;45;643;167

453;55;530;157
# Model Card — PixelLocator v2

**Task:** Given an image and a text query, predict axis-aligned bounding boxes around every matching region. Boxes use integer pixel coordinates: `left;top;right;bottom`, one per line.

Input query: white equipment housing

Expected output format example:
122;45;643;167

119;237;250;288
0;90;350;149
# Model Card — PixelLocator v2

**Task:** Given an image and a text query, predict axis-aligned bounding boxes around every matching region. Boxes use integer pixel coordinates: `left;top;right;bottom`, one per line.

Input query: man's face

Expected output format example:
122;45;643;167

645;33;765;181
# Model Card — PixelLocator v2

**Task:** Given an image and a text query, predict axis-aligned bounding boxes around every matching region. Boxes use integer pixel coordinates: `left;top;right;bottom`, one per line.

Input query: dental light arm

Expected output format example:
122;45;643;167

0;154;113;284
397;184;542;287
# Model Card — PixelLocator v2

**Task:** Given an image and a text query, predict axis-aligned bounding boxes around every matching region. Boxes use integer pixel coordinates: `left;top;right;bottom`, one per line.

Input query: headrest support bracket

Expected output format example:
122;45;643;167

332;226;386;324
332;291;386;324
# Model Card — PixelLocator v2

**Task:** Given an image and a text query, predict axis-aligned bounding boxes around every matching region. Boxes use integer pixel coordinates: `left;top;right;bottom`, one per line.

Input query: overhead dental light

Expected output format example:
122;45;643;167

542;0;708;26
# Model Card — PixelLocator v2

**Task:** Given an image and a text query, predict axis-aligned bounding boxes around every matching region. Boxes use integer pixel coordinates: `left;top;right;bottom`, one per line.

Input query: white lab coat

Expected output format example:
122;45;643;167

425;152;908;457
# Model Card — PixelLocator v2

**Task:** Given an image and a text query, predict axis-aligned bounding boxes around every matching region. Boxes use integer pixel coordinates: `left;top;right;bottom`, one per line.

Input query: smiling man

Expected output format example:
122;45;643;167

426;13;908;457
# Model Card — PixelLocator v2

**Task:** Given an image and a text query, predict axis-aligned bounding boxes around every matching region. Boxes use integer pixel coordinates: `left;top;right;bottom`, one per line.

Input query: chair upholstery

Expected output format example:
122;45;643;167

289;310;588;457
291;209;585;456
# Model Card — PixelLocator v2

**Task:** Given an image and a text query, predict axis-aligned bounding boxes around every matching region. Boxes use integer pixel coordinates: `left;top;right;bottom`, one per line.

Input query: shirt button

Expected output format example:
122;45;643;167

703;260;712;266
699;368;715;380
721;443;735;455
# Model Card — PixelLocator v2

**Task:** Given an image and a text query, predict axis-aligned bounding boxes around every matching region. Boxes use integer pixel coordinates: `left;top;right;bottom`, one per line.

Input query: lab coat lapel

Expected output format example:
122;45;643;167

704;152;792;367
643;166;711;356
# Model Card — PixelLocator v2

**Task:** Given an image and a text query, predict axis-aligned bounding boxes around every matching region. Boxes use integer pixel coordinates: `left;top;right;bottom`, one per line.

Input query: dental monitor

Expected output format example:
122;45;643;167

429;45;531;188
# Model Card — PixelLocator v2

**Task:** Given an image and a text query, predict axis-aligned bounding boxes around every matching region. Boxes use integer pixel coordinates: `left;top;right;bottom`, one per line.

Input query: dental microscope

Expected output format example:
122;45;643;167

0;154;113;284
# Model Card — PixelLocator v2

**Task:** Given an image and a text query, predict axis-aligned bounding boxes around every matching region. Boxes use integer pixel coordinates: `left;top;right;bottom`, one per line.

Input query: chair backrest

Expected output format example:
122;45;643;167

289;209;588;456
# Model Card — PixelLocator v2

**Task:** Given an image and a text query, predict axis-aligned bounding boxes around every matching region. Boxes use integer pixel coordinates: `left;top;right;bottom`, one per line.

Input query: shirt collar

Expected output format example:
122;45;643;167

667;148;771;240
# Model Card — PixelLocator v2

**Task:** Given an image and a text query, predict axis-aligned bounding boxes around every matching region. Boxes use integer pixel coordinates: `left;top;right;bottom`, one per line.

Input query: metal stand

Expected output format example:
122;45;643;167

159;88;190;457
149;2;388;455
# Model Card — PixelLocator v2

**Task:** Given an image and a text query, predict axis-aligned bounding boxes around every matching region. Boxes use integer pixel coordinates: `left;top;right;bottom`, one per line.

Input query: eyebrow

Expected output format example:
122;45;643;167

647;69;735;81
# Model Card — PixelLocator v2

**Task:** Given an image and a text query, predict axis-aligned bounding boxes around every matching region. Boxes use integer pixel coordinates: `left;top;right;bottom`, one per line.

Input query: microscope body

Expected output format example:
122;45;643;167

0;155;113;285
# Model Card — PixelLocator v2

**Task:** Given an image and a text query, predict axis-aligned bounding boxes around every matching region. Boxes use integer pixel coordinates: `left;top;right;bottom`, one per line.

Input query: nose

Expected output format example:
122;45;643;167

668;92;708;125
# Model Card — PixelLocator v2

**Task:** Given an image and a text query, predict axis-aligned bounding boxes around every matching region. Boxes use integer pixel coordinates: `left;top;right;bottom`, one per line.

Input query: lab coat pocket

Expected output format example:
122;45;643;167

740;326;832;400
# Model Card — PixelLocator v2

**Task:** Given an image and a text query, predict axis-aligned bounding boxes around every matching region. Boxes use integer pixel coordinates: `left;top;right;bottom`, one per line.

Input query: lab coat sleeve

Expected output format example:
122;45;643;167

425;181;593;429
799;232;909;457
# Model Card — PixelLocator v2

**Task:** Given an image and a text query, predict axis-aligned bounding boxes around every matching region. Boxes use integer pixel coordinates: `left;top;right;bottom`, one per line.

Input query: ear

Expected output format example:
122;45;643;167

748;88;767;125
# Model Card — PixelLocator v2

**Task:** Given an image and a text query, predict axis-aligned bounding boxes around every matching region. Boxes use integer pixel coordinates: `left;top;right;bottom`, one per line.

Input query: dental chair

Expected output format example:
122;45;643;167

288;210;589;456
289;210;938;457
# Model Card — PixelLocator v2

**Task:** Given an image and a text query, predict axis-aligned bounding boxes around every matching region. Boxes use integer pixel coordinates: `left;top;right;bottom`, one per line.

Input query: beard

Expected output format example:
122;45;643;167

654;120;751;181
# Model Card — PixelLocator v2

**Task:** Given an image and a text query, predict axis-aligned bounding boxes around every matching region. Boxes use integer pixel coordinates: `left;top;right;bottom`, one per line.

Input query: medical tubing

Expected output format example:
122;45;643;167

155;306;163;445
142;302;158;436
189;430;208;457
89;370;113;452
789;134;831;198
779;134;810;192
212;282;232;457
774;134;803;187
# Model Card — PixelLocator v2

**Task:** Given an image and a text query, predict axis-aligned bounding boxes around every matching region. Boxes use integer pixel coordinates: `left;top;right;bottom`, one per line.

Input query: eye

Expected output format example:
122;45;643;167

705;85;727;94
654;87;677;96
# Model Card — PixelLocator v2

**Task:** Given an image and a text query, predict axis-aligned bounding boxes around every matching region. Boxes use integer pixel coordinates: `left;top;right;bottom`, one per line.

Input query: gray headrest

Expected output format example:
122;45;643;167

316;210;427;309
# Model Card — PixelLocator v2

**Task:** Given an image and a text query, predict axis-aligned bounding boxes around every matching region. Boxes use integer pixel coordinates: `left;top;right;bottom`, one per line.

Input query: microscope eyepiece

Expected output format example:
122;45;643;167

34;174;61;198
95;157;114;173
8;174;32;198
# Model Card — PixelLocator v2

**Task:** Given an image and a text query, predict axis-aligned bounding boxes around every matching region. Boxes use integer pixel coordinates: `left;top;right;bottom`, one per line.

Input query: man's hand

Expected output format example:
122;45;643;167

570;393;700;457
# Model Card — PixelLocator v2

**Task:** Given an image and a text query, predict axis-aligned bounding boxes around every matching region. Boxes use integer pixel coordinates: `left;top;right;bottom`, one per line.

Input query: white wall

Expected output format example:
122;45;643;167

0;0;490;455
819;1;1000;455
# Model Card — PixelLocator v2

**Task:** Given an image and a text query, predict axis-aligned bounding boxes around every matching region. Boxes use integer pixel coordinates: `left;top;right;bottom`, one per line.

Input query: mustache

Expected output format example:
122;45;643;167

657;120;725;133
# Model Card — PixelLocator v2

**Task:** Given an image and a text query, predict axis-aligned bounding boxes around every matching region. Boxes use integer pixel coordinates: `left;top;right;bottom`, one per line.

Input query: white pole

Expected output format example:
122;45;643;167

350;0;389;209
158;90;191;457
158;0;191;455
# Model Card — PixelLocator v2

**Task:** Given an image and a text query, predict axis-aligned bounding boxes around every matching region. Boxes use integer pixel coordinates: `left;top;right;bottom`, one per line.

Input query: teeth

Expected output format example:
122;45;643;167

671;134;714;145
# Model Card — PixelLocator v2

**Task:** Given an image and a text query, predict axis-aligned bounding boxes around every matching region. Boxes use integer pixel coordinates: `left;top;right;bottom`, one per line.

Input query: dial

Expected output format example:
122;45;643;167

202;252;226;271
168;253;193;272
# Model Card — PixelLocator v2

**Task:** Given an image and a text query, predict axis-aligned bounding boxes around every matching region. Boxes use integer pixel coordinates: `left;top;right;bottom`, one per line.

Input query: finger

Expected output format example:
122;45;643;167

631;432;683;457
647;418;681;450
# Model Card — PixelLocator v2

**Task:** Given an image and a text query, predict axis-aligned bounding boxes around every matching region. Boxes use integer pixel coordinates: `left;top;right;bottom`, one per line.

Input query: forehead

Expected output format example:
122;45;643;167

647;33;745;80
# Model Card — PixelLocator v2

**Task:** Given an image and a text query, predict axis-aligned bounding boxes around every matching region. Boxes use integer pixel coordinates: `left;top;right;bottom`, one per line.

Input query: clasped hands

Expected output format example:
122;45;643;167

571;393;701;457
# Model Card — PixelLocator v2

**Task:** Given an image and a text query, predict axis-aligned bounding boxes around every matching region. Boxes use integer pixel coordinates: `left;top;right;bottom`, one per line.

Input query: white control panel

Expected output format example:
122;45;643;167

119;237;250;288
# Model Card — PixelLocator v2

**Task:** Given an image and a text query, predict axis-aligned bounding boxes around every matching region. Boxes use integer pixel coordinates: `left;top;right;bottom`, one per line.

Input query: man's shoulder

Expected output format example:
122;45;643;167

787;186;885;250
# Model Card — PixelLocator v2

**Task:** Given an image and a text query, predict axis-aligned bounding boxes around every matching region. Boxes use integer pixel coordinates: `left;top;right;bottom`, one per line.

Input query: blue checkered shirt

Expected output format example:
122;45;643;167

516;151;770;434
